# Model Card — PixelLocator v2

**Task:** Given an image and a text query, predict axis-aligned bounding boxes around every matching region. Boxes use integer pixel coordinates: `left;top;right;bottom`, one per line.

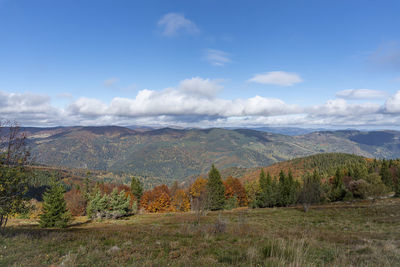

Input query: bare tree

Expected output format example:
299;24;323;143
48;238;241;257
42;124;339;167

0;121;31;231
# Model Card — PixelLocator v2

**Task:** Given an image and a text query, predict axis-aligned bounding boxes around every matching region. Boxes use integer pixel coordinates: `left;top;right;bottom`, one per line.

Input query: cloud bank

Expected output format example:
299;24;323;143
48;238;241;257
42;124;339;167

1;77;400;128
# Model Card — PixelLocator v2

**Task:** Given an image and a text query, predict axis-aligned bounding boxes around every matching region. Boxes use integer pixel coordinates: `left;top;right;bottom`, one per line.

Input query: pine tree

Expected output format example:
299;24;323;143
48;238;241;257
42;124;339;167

39;179;71;228
206;165;225;211
131;176;143;201
330;168;347;201
380;160;393;189
395;169;400;198
257;170;276;208
259;169;268;192
299;171;322;212
109;188;130;219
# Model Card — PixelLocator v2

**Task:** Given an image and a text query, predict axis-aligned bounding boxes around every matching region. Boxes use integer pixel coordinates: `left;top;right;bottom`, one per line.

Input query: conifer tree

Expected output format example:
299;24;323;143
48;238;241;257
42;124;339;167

257;170;276;208
330;168;347;201
395;169;400;197
206;164;225;211
299;171;322;212
39;179;71;228
131;176;143;201
380;160;393;189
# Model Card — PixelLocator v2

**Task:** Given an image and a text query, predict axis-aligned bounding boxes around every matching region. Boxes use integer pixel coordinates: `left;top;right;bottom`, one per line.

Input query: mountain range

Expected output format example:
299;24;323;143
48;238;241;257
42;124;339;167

18;126;400;184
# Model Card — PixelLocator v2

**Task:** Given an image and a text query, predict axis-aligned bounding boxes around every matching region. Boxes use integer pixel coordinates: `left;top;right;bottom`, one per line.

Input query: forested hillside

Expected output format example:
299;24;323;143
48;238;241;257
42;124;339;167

21;126;400;184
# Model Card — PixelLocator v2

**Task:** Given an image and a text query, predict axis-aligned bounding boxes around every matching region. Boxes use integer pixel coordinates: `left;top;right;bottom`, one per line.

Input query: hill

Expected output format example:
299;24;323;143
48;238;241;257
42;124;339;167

21;126;400;184
238;153;370;182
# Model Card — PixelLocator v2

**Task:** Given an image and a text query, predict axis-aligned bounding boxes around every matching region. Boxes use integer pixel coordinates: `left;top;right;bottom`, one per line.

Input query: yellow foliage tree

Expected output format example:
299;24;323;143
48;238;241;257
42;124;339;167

171;189;191;212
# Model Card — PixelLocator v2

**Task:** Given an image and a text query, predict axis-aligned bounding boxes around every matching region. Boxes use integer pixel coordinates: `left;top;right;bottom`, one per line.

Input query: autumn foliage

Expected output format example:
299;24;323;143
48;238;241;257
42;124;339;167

223;176;248;207
64;188;86;216
140;185;172;213
189;177;207;199
171;189;191;212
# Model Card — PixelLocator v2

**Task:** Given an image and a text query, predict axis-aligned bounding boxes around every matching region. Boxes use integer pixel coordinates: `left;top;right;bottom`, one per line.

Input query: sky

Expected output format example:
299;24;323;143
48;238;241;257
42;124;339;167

1;0;400;129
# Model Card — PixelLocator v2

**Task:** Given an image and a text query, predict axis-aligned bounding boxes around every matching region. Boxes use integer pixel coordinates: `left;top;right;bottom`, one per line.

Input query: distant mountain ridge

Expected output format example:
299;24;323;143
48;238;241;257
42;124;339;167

18;126;400;183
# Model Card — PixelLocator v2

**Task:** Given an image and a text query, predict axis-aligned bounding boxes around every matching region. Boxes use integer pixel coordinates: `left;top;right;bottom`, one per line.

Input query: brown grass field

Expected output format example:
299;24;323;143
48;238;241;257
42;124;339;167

1;198;400;266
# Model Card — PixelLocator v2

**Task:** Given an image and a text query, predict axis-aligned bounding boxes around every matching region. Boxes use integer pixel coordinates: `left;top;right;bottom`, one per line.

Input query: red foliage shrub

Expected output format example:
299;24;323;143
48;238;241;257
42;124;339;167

64;188;86;216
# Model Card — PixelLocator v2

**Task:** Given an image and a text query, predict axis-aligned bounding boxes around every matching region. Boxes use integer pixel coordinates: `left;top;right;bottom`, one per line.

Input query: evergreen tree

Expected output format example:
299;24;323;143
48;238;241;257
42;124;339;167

39;179;71;228
109;188;131;218
277;170;298;207
257;170;276;208
395;169;400;197
206;165;225;211
380;160;393;189
86;188;108;219
259;169;268;192
299;171;322;212
131;176;143;201
330;168;347;201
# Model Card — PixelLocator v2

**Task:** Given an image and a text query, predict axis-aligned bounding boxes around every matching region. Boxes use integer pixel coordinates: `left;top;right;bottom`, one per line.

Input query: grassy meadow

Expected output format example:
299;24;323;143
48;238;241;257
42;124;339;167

1;198;400;266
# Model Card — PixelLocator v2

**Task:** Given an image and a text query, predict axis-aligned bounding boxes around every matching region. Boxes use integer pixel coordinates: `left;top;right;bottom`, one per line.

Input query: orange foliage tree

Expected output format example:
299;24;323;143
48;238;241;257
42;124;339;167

223;176;248;207
189;177;207;199
140;185;172;213
171;189;191;212
64;188;86;216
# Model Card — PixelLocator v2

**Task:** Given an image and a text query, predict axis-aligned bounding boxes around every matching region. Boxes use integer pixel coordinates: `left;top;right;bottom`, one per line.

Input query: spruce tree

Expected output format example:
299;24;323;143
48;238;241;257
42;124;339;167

131;176;143;201
330;168;347;201
395;169;400;197
206;165;225;211
257;170;276;208
380;160;393;189
39;179;71;228
259;169;268;192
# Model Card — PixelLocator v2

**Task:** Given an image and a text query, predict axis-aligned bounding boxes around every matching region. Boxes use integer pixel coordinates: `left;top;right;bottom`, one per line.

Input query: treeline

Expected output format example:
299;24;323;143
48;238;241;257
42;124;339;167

61;157;400;218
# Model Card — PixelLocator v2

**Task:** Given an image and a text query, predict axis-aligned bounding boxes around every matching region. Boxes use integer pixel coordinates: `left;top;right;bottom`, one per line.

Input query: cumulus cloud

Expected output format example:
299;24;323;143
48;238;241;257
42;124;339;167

336;89;387;100
179;77;222;98
249;71;303;86
204;49;232;66
385;91;400;113
158;13;199;37
308;99;381;117
0;90;63;125
3;84;400;129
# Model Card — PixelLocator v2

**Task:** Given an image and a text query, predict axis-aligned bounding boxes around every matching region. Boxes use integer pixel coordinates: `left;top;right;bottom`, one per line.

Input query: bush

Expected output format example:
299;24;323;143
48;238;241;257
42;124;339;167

86;188;131;220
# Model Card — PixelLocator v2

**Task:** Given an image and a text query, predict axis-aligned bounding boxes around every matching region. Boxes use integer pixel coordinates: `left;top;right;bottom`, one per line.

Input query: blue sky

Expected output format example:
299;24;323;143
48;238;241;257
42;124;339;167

1;0;400;128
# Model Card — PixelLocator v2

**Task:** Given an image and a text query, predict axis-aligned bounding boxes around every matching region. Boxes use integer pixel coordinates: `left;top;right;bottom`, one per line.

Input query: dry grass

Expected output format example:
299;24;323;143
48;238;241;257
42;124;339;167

1;198;400;266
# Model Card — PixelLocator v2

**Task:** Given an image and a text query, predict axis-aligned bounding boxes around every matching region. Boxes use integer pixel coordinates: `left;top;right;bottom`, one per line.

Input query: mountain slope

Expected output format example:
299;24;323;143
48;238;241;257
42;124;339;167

22;126;400;183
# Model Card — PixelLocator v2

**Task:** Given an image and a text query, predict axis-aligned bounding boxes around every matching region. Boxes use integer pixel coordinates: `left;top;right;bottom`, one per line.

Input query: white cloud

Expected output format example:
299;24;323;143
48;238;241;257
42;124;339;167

308;99;381;117
204;49;231;66
104;77;119;87
0;90;63;126
179;77;222;98
385;91;400;113
158;13;199;37
249;71;303;86
336;89;387;100
3;83;400;129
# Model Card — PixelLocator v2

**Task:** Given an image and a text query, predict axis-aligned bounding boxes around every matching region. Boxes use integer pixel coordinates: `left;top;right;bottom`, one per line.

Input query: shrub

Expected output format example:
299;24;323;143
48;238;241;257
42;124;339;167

65;188;86;216
86;188;131;219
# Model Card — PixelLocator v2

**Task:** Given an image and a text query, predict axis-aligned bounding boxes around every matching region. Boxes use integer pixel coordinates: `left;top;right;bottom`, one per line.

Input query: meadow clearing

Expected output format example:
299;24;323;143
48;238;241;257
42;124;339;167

1;198;399;266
